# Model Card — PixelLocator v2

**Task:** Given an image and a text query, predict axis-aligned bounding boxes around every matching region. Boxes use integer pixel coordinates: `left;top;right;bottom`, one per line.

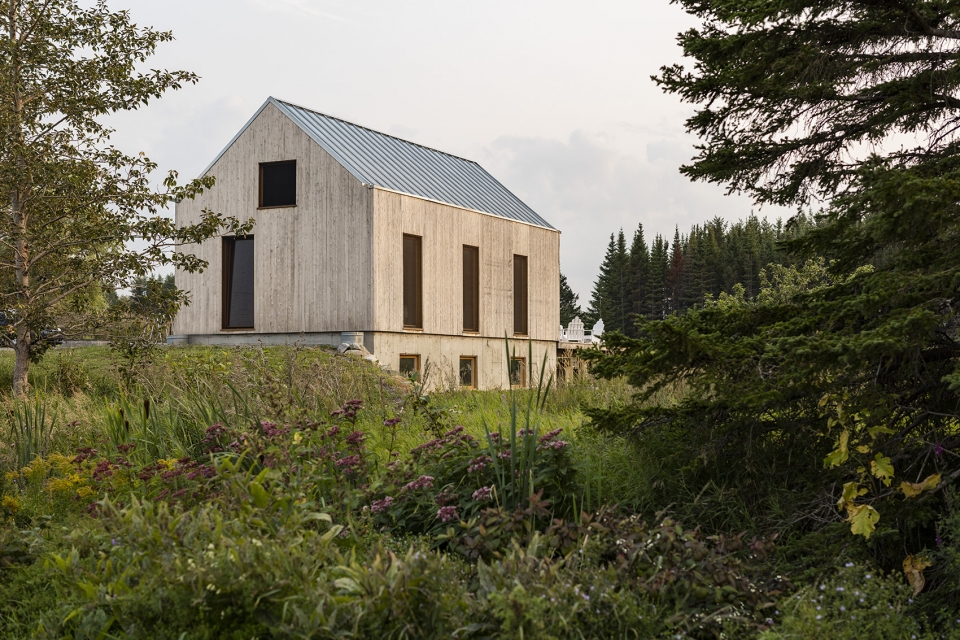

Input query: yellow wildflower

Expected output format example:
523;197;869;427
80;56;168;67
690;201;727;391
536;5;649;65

76;485;94;499
1;494;20;515
3;471;18;482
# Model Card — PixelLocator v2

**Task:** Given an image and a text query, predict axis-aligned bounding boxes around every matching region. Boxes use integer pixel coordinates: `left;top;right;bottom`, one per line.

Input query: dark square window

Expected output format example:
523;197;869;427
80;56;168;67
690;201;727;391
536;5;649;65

399;354;420;379
259;160;296;208
223;236;255;329
459;357;477;388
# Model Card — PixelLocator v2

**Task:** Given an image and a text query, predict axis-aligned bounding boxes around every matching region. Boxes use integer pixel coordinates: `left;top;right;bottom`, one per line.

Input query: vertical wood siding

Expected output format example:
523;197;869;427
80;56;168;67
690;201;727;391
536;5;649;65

174;104;374;335
372;189;560;342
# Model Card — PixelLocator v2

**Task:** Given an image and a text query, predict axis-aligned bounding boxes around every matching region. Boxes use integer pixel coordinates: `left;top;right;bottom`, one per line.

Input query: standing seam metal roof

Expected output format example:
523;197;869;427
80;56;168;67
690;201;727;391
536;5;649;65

202;97;554;230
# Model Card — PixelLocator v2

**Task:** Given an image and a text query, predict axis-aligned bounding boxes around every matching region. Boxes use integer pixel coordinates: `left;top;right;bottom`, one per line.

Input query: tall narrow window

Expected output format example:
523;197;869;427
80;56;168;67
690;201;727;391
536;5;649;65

223;236;255;329
463;245;479;332
510;357;527;388
513;254;528;335
460;356;477;389
259;160;297;208
403;234;422;328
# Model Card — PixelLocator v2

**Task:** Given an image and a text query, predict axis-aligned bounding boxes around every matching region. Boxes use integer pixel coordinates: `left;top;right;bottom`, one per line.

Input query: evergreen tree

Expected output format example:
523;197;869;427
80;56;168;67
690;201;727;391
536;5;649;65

626;223;650;336
665;227;685;314
586;231;630;330
559;272;582;327
646;235;669;319
591;0;960;559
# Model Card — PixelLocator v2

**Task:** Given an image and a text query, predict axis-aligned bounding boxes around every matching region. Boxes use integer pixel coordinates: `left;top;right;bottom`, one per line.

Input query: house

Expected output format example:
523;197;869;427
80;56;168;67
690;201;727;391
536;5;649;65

171;97;560;390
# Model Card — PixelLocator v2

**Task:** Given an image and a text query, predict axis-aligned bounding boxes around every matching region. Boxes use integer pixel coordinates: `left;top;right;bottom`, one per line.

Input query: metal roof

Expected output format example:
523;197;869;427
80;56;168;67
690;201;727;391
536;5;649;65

202;97;555;230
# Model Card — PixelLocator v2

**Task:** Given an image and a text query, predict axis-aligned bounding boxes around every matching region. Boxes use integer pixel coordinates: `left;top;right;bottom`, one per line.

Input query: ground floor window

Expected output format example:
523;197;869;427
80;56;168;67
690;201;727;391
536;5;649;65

399;354;420;379
222;236;254;329
459;356;477;389
509;357;526;388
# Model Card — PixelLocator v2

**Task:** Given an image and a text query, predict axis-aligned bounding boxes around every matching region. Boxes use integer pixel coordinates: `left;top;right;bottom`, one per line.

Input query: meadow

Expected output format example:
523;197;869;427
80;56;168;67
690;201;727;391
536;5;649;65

0;343;953;638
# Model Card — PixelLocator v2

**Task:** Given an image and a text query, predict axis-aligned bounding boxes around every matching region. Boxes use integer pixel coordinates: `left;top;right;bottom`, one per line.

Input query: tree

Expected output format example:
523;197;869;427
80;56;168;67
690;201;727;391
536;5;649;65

0;1;250;394
585;231;630;330
559;272;582;327
590;0;960;552
626;223;650;335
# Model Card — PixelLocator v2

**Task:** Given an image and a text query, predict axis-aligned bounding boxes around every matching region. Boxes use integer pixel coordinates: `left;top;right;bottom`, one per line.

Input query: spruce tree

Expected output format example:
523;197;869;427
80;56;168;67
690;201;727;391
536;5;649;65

626;223;650;336
646;235;669;319
559;272;582;327
591;0;960;551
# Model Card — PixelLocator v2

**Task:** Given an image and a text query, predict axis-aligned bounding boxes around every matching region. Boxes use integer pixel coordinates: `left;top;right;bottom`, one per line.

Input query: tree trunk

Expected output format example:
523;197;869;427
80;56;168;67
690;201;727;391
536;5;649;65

13;327;30;396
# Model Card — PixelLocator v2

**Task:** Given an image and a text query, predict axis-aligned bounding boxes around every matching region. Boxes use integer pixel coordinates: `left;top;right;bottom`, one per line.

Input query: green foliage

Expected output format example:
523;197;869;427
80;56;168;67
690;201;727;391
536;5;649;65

560;272;582;326
760;564;935;640
0;0;253;394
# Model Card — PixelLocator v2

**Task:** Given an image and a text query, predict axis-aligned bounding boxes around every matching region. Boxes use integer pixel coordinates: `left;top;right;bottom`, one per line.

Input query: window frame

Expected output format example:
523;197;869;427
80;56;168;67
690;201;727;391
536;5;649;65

509;356;527;389
222;235;255;330
459;356;477;389
463;245;480;333
399;354;421;379
258;160;297;209
513;254;528;336
403;234;423;329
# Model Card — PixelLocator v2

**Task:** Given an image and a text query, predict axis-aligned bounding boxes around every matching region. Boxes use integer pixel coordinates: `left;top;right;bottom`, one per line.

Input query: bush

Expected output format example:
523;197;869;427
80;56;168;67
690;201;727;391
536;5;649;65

761;564;935;640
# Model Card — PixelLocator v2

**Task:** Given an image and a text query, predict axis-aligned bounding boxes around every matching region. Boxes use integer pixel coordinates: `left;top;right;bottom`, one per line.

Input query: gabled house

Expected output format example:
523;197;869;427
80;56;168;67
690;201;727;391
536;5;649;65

171;97;560;389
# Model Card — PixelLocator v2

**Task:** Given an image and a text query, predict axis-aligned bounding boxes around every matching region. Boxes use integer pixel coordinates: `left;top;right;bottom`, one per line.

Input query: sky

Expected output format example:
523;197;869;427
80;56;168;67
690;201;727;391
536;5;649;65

108;0;788;304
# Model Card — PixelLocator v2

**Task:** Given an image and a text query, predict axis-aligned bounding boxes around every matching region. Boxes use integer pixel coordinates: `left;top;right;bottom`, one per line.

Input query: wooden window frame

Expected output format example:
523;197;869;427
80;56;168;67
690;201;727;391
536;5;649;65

222;236;255;330
513;254;528;336
463;245;480;333
399;354;421;378
403;234;423;329
509;356;527;389
258;160;297;209
459;356;477;389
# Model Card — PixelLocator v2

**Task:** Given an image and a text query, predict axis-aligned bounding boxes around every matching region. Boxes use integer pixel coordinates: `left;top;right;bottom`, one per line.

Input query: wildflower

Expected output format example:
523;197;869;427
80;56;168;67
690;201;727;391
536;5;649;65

487;432;501;443
443;425;465;437
436;506;458;522
467;455;491;473
402;475;435;492
1;495;20;514
472;486;493;501
292;432;303;445
370;496;394;513
384;417;402;427
326;424;340;437
934;443;944;457
117;443;136;454
537;440;569;451
538;428;563;443
497;450;512;459
345;430;366;447
335;455;362;473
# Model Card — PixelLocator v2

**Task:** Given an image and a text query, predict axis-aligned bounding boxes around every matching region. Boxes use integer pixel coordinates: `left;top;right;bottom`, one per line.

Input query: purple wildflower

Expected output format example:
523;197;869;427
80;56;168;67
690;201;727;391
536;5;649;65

472;486;493;501
538;428;563;443
935;443;945;457
345;430;366;447
384;417;402;427
444;425;465;437
436;506;458;523
335;454;362;473
370;496;394;513
402;475;435;492
468;455;491;473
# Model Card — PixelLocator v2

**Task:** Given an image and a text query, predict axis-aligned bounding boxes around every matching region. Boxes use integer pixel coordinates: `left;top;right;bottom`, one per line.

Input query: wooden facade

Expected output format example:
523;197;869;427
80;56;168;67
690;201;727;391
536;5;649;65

173;101;560;389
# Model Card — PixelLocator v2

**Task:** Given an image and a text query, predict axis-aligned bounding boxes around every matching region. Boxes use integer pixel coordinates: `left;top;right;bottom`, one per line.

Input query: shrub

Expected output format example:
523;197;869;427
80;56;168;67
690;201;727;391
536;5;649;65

761;563;935;640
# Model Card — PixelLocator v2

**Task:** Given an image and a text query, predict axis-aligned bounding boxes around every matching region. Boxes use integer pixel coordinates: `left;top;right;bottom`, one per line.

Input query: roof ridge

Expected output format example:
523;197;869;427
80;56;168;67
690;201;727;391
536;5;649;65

273;98;481;166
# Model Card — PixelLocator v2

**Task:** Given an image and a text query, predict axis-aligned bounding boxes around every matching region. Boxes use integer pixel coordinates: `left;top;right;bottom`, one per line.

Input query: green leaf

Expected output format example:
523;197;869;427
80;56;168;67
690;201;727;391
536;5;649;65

249;481;270;509
870;453;894;487
900;473;942;499
847;504;880;539
824;430;849;468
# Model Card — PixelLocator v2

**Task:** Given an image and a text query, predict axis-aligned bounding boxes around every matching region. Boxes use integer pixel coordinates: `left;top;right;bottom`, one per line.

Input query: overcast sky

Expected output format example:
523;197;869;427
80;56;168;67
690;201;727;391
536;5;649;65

109;0;787;304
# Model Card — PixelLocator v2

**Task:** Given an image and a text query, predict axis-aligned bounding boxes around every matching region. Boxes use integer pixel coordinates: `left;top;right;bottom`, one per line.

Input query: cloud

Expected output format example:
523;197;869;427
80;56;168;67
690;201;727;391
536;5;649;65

481;131;785;302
